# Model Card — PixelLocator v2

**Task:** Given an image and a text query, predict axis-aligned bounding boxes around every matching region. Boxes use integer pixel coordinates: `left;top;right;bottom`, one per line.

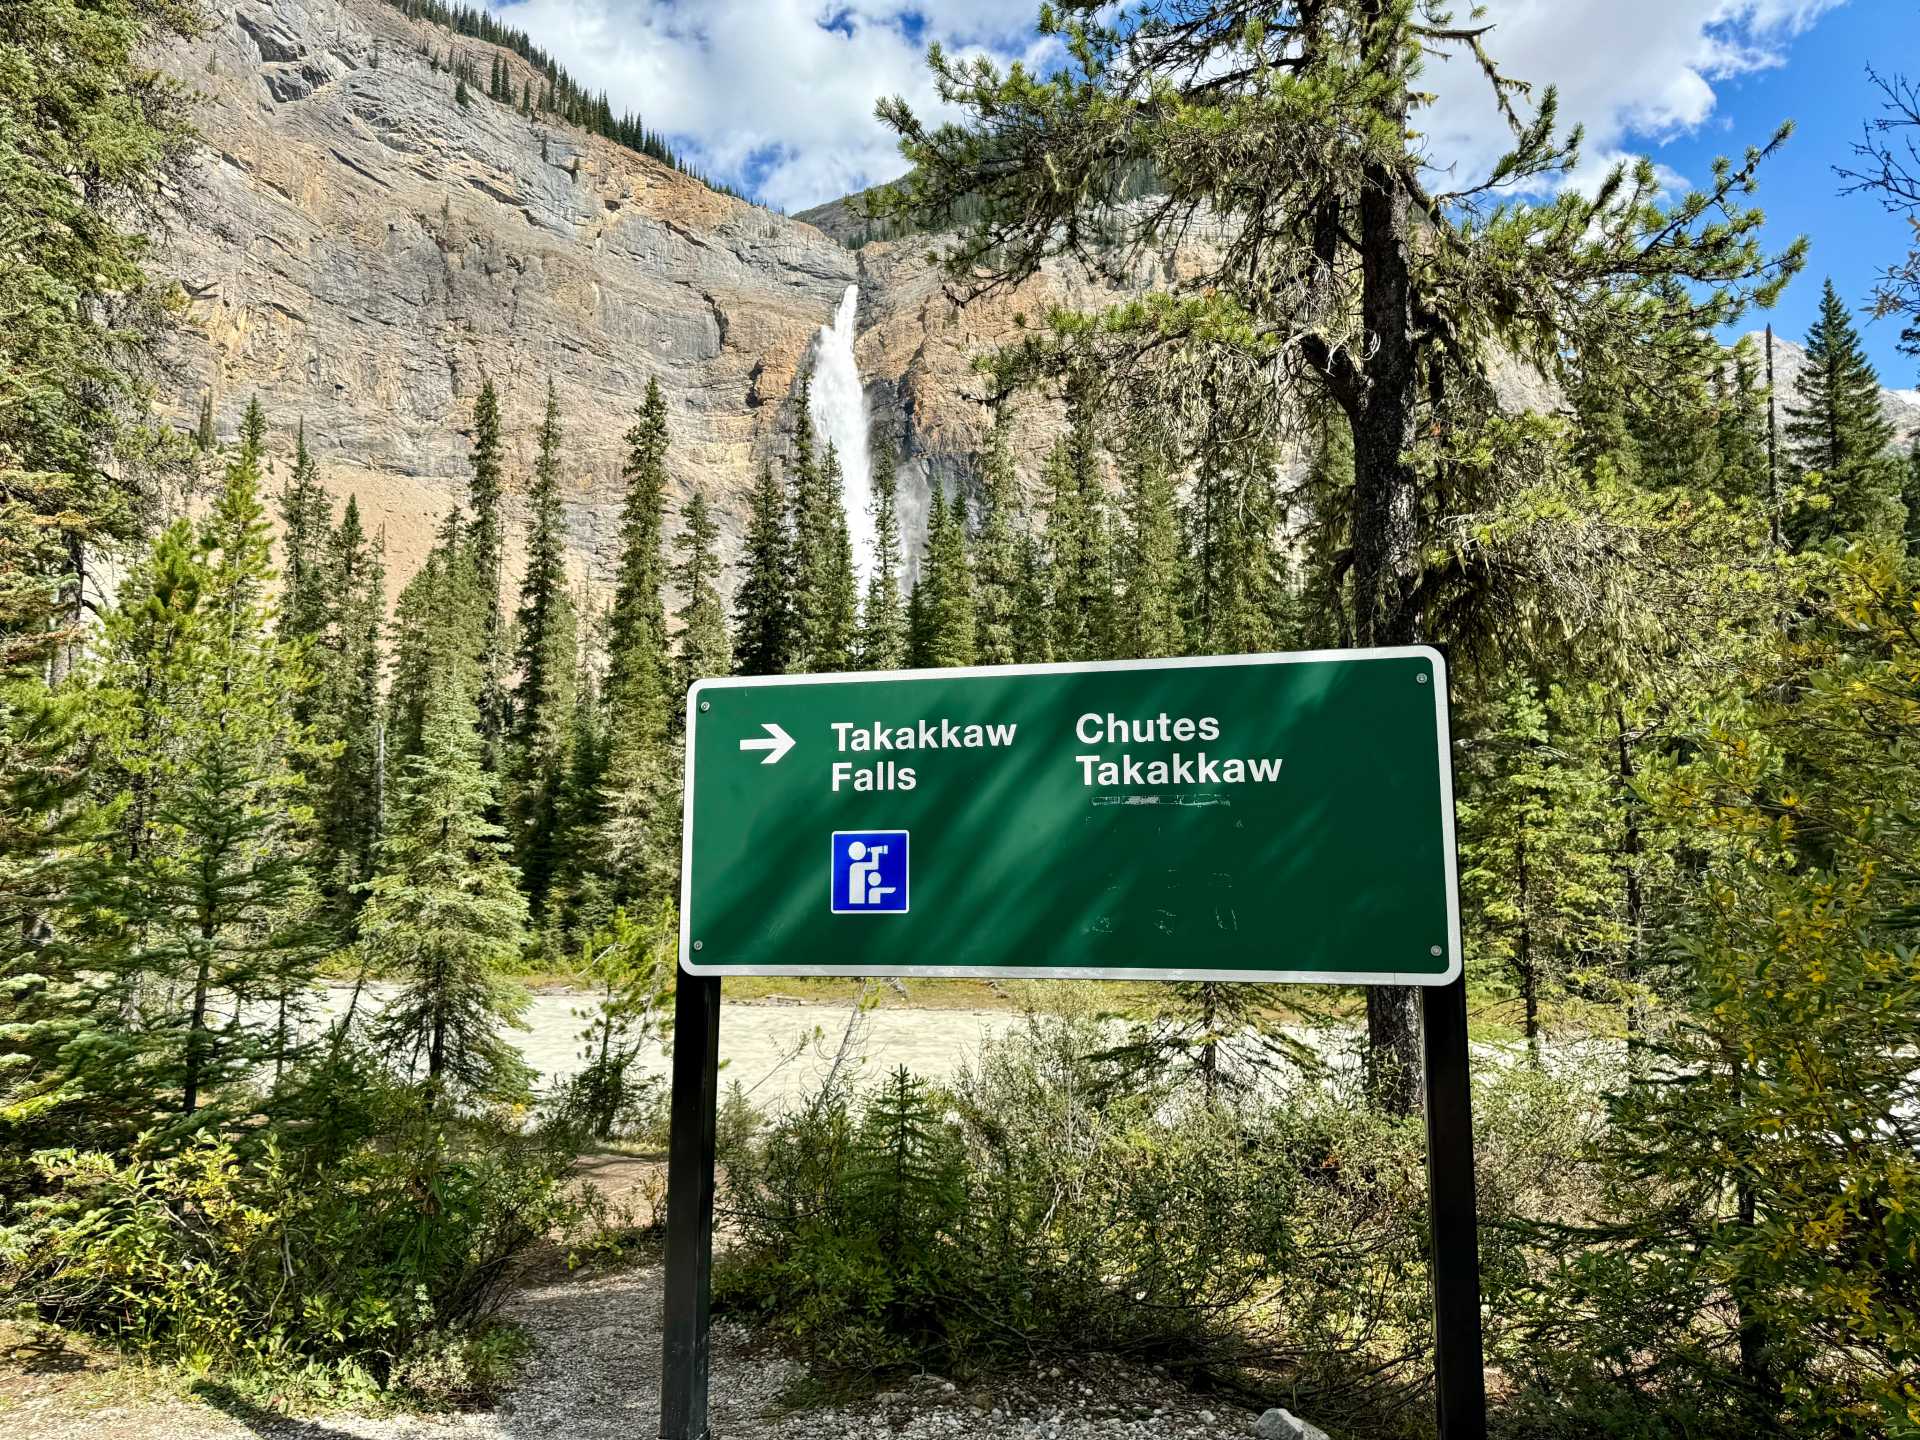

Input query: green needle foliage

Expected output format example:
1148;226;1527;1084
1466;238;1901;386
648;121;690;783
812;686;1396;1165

365;537;530;1107
858;439;910;670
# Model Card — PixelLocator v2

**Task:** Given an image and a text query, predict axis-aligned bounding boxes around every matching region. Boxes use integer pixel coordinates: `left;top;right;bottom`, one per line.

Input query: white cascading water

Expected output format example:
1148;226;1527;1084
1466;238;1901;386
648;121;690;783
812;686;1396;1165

807;284;876;585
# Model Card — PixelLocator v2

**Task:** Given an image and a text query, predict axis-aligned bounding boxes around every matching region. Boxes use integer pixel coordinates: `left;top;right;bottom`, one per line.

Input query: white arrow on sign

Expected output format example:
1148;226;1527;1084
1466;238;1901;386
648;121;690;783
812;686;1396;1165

739;722;796;765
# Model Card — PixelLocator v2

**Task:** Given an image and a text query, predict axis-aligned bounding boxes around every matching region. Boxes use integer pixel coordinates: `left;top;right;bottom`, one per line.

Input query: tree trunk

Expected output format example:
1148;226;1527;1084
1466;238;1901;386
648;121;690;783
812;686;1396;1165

1517;833;1540;1064
183;934;214;1117
1351;127;1424;1116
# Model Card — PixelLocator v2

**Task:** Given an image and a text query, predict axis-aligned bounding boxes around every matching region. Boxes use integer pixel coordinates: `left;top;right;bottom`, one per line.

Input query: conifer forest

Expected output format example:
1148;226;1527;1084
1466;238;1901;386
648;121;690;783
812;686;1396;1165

2;2;1919;1437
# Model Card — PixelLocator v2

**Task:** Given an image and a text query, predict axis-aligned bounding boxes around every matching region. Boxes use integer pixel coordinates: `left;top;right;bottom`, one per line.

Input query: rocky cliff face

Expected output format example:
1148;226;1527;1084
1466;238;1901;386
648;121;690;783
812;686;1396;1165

152;0;1129;594
152;2;1919;605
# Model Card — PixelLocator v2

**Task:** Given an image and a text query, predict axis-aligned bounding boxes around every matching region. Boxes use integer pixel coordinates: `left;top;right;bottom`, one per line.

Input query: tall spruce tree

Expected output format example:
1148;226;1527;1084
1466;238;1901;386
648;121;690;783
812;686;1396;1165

858;439;909;670
1457;678;1620;1055
610;378;670;670
910;485;976;668
1009;525;1053;665
510;382;579;926
366;541;530;1106
809;442;860;672
313;499;385;926
1041;398;1112;663
971;415;1022;666
733;460;795;675
466;378;511;770
671;487;732;697
1784;279;1903;546
598;382;678;919
88;412;321;1122
1117;440;1184;660
279;422;334;686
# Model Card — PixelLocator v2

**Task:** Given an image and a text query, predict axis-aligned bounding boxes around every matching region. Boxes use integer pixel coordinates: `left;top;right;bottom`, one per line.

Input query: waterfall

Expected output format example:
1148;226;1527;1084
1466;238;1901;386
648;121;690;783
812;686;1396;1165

808;284;875;585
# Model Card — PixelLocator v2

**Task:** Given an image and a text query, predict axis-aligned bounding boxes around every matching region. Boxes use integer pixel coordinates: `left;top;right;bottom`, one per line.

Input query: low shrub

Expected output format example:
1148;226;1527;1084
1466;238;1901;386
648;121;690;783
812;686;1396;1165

716;1002;1596;1429
0;1067;584;1401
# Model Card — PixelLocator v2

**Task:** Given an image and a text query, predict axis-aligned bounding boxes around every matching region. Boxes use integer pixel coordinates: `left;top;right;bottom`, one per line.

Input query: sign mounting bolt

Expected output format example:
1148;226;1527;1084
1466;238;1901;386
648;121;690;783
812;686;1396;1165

692;940;703;952
1430;945;1443;956
1417;673;1429;684
700;701;710;712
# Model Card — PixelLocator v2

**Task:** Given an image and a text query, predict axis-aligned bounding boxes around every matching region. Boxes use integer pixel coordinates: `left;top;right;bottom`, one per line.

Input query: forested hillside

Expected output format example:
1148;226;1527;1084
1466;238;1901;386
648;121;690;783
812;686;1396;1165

3;2;1920;1438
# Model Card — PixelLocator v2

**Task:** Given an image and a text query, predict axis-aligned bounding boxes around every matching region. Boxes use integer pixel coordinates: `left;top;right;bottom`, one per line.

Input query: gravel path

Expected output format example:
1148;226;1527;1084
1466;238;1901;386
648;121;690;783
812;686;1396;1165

2;1264;1261;1440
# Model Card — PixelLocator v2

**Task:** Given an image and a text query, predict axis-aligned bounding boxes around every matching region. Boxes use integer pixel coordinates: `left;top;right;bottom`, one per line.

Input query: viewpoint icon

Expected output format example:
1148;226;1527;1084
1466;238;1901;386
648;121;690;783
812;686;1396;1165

830;831;909;914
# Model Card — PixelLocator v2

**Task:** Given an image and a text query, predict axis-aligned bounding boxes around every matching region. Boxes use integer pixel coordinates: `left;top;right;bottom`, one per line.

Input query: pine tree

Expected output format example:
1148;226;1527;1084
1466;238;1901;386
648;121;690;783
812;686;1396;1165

365;541;530;1106
971;415;1021;666
733;460;795;675
805;442;859;672
671;488;732;697
88;415;322;1121
454;73;469;107
509;382;579;926
195;392;215;452
609;378;669;670
1009;526;1053;665
598;382;678;922
466;379;511;771
1041;398;1112;663
279;420;334;660
858;439;909;670
552;621;611;936
1457;678;1620;1054
1710;344;1770;506
910;485;975;668
1117;441;1183;660
313;499;385;926
1784;279;1902;546
1903;436;1920;557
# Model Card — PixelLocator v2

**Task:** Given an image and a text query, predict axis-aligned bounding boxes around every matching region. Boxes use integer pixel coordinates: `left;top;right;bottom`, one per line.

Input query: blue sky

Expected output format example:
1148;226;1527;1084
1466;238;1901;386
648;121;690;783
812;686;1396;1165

485;1;1917;385
1651;1;1916;384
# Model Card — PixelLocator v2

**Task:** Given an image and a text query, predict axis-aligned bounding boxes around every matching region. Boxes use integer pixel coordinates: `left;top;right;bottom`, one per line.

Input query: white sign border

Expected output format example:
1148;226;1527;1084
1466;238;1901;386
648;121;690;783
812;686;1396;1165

678;645;1463;988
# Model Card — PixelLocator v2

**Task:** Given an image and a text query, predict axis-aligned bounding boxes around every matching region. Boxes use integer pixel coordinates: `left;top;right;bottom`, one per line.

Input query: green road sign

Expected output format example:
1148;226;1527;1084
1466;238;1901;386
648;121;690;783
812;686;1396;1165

679;647;1460;985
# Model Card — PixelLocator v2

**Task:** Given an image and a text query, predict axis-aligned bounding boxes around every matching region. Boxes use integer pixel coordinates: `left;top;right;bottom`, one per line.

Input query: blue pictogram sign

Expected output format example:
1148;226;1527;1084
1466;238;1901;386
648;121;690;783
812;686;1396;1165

831;831;909;914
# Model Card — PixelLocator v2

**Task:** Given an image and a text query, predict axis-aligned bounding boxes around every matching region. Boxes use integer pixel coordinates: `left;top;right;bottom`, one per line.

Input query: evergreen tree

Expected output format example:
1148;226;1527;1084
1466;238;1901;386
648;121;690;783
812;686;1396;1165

1117;441;1184;660
279;420;334;659
454;72;469;107
858;439;909;670
971;415;1021;666
313;499;385;926
1009;525;1053;665
733;460;795;675
671;488;732;698
87;416;321;1122
552;620;611;937
806;442;859;672
365;542;529;1106
195;393;215;452
1904;436;1920;557
466;379;511;771
609;378;669;670
910;485;976;668
598;382;678;922
1784;279;1902;546
509;382;579;926
1041;398;1112;663
1457;678;1620;1054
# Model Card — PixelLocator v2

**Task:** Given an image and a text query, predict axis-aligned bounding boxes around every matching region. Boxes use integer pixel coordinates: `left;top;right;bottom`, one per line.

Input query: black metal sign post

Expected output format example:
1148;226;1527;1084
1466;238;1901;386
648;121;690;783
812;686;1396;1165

659;969;721;1440
1422;975;1489;1439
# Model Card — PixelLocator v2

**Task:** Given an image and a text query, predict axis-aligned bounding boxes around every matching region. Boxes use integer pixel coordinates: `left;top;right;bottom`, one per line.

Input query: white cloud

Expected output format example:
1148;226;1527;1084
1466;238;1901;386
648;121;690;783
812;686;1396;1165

482;0;1842;212
1416;0;1845;198
482;1;1046;212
